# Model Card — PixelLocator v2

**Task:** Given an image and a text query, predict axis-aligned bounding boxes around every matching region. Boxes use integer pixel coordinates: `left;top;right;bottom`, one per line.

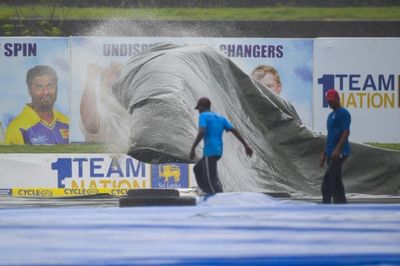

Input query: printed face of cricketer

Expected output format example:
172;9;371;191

29;74;57;112
259;72;282;95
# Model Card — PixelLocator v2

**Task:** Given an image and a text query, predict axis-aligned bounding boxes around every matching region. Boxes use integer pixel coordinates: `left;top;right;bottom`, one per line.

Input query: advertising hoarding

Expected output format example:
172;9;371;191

313;38;400;143
0;37;70;144
0;154;193;194
70;37;313;143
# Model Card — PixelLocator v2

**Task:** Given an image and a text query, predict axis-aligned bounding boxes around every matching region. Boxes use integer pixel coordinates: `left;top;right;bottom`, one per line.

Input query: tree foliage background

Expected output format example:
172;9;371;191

1;0;70;36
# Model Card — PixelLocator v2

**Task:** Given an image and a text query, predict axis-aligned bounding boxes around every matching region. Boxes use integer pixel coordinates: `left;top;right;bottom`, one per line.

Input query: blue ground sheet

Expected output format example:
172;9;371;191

0;192;400;266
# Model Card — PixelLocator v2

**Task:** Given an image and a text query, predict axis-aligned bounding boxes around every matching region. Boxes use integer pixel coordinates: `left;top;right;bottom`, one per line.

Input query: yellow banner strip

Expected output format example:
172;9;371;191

11;188;128;197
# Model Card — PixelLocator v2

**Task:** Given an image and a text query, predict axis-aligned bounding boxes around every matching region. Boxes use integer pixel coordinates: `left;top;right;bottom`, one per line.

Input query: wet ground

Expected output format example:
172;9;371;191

1;192;400;209
1;192;400;265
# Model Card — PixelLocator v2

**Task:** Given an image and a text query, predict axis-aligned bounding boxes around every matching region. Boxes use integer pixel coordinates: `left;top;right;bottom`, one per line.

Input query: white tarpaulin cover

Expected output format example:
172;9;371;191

113;44;400;196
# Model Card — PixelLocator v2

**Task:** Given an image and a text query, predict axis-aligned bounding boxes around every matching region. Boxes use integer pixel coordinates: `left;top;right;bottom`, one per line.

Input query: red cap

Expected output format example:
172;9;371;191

325;89;340;101
195;97;211;109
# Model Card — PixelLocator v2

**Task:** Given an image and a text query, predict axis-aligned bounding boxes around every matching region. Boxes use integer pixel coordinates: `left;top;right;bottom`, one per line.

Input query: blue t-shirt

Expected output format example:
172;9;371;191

325;107;351;157
199;111;233;157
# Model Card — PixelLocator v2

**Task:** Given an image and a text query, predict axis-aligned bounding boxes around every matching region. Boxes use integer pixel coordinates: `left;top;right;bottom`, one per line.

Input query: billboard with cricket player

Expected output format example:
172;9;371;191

0;37;70;145
313;38;400;143
70;37;314;144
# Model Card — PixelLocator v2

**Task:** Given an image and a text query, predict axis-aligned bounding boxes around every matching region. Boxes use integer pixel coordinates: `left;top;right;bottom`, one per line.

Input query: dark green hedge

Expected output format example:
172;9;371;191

1;19;399;37
2;0;400;8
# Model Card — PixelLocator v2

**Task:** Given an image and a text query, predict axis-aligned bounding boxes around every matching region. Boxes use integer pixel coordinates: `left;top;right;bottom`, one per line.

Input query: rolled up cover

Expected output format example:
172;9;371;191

113;43;400;196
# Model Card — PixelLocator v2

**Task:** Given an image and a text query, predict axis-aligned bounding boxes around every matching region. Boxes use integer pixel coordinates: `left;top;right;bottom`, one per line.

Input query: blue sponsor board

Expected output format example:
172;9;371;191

151;163;189;188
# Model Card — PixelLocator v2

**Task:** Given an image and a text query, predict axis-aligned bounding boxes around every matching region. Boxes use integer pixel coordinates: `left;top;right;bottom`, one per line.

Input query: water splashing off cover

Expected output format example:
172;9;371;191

113;43;400;196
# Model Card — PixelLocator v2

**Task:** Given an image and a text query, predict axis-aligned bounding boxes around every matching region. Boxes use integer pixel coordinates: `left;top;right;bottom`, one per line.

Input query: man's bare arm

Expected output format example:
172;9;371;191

332;129;350;160
80;64;101;134
229;128;253;157
190;128;205;160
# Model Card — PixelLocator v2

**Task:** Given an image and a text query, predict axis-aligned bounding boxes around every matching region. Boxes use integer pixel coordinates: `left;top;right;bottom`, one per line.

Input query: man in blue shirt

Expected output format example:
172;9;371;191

320;89;351;204
190;97;253;194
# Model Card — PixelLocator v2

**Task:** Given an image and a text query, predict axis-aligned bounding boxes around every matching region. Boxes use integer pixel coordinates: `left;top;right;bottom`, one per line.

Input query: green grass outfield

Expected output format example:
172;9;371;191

0;143;398;153
1;5;400;20
0;144;107;153
367;143;400;151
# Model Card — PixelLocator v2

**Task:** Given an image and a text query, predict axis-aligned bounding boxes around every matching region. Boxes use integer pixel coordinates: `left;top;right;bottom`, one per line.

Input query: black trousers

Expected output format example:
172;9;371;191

321;156;348;204
193;156;222;193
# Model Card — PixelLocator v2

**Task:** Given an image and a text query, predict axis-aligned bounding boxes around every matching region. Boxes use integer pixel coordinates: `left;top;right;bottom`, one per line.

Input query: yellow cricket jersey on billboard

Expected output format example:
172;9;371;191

5;105;69;144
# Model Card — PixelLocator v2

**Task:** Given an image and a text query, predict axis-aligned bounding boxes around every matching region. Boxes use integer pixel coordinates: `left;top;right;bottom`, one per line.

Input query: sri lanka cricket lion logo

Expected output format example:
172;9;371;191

159;164;181;182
